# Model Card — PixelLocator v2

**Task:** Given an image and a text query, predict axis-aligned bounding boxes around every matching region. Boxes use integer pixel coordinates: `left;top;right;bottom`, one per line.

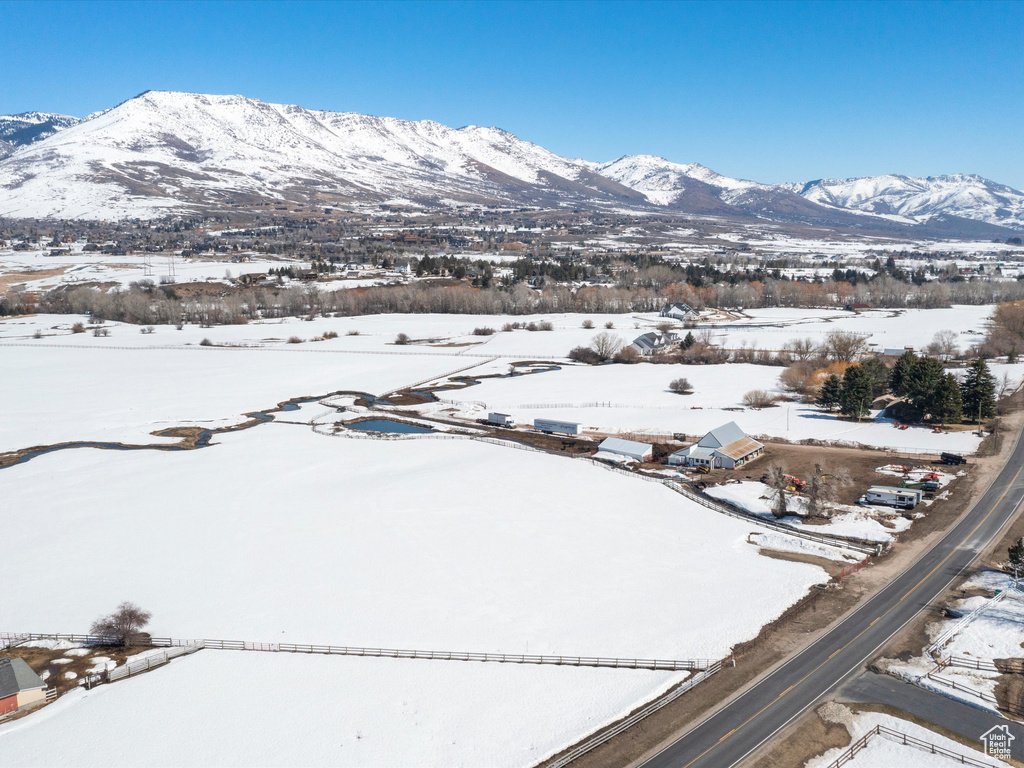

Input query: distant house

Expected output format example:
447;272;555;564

668;421;764;470
0;658;46;716
631;331;678;356
877;346;914;364
238;273;267;286
597;437;654;462
660;303;700;322
845;303;871;312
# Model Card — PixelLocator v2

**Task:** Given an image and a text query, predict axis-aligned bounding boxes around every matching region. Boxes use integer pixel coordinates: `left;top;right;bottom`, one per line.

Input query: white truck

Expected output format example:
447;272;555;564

487;412;516;428
533;418;581;436
859;485;923;510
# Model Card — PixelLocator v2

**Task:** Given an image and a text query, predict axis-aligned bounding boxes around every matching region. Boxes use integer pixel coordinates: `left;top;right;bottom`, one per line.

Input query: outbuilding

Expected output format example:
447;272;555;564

668;421;764;470
0;658;46;716
596;437;654;462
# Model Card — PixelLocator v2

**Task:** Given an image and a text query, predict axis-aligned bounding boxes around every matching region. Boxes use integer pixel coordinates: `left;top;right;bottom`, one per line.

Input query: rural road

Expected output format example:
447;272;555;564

641;434;1024;768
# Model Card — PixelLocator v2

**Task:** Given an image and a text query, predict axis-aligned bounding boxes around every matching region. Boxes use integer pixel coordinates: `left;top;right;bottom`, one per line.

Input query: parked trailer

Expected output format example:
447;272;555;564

487;412;516;428
859;485;924;510
533;418;581;436
940;452;968;465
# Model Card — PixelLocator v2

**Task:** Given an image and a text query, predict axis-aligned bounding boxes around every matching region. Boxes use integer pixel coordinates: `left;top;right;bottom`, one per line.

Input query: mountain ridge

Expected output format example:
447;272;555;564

0;91;1021;232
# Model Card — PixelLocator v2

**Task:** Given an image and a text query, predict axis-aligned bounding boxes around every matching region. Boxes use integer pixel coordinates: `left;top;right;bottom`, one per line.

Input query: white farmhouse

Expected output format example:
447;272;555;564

659;303;700;322
630;331;677;356
668;422;764;470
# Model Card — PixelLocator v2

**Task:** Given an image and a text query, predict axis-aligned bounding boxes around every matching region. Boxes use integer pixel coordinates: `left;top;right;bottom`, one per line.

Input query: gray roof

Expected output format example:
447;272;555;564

598;437;653;456
0;657;45;698
697;421;746;449
671;445;717;461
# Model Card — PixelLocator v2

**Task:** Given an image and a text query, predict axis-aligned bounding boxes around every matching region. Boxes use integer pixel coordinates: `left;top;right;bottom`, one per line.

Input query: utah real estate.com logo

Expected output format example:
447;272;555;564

981;724;1014;760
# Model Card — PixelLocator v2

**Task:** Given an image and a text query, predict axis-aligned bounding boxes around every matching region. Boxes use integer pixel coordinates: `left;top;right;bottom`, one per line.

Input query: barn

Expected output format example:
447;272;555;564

596;437;654;462
0;657;46;716
668;422;764;470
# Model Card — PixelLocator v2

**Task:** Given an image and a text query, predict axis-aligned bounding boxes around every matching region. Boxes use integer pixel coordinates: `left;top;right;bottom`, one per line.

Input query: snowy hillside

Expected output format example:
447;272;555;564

0;90;1021;231
0;91;642;219
790;174;1024;230
0;111;79;159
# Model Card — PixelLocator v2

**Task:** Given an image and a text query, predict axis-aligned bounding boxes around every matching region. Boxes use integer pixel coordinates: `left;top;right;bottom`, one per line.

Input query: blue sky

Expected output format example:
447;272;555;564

2;0;1022;187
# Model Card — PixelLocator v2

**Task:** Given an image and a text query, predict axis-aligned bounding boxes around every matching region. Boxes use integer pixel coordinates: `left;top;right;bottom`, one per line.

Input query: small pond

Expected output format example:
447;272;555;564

348;419;434;434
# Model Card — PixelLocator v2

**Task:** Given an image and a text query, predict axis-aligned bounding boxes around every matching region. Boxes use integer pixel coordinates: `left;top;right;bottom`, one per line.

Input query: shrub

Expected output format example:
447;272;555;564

346;330;360;336
71;322;86;333
92;327;110;337
538;321;554;331
33;329;42;339
582;319;594;329
604;321;615;329
287;336;304;344
743;389;780;408
140;326;155;334
323;330;339;339
472;327;496;336
395;333;410;345
614;346;641;364
501;322;515;332
779;361;817;395
200;337;213;346
568;346;603;364
669;377;694;395
526;322;539;331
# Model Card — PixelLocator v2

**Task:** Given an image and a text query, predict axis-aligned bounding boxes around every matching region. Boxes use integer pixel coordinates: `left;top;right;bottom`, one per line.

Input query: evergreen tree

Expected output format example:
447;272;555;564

907;356;945;415
932;373;963;424
961;358;997;422
889;350;918;396
682;331;696;350
1009;537;1024;571
860;357;891;397
840;365;873;420
1009;347;1018;365
817;374;843;411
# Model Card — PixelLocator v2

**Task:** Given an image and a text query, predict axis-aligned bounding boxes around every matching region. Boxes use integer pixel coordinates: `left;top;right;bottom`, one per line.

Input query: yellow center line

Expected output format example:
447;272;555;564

679;466;1023;768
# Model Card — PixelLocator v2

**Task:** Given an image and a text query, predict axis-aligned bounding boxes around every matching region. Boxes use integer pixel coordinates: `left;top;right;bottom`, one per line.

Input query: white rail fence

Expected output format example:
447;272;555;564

547;662;723;768
927;583;1020;654
1;633;716;673
825;724;1002;768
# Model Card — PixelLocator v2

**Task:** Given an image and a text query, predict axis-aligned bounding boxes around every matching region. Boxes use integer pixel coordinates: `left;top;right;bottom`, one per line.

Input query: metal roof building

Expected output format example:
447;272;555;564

597;437;654;462
0;657;46;716
668;421;764;470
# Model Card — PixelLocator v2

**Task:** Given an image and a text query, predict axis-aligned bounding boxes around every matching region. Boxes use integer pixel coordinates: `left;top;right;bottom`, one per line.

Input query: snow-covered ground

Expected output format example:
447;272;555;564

884;570;1024;711
0;650;675;768
706;481;915;545
2;423;828;659
1;420;835;764
806;703;1010;768
434;361;985;453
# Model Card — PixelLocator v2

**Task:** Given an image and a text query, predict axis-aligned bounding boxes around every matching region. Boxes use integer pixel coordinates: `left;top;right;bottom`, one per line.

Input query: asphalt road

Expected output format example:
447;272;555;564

641;433;1024;768
839;671;1024;761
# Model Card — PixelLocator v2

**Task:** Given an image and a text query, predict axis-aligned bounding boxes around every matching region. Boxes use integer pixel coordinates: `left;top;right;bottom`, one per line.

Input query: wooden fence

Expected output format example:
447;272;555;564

547;661;723;768
2;633;716;673
825;724;1001;768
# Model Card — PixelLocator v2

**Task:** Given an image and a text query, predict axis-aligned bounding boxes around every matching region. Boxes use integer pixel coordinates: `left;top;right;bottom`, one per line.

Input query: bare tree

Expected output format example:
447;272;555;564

591;331;624;360
656;321;674;333
743;389;780;408
394;333;410;345
805;464;851;518
926;329;959;362
821;330;869;362
90;602;152;646
696;328;715;348
769;466;789;519
783;337;818;362
669;377;693;395
581;319;594;329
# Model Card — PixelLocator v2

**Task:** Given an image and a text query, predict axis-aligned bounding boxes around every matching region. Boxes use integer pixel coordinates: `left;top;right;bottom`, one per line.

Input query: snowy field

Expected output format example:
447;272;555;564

0;650;674;768
806;704;1010;768
1;424;827;659
0;422;836;764
434;361;986;454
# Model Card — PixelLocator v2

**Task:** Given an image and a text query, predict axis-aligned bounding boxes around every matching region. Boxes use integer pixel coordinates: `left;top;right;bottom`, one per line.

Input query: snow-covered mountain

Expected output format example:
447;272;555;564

0;91;1020;232
0;112;80;159
0;91;646;219
787;174;1024;230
